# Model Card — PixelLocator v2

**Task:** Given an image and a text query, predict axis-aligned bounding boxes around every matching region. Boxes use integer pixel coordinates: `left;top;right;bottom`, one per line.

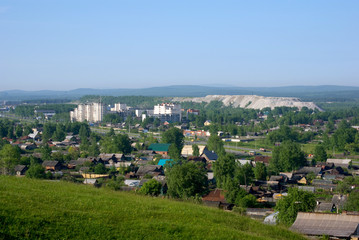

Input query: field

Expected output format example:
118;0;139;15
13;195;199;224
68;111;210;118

0;176;305;240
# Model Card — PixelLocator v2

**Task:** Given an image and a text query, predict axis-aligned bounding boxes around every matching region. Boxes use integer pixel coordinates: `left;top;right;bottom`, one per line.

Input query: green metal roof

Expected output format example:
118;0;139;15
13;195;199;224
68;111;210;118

148;143;171;152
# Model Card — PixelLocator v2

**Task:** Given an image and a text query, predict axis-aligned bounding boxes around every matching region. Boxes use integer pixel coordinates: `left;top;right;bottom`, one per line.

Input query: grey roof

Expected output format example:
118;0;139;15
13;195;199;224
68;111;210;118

201;149;218;161
332;195;348;209
315;202;333;212
79;167;90;173
136;165;163;176
295;167;322;175
42;161;59;167
298;186;315;193
98;154;115;161
14;165;27;172
291;212;359;238
83;179;97;184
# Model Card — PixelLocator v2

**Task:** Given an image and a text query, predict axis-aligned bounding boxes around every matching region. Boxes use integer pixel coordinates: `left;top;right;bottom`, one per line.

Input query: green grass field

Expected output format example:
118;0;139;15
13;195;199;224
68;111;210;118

0;176;305;240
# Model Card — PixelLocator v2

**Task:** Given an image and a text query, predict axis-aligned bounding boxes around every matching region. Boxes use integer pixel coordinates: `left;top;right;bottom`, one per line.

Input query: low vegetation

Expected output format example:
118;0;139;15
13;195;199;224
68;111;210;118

0;176;305;240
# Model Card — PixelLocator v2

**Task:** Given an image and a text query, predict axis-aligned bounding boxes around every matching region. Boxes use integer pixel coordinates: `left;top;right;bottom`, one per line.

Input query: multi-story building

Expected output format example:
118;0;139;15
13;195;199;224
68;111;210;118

70;102;104;123
152;103;182;123
110;103;127;112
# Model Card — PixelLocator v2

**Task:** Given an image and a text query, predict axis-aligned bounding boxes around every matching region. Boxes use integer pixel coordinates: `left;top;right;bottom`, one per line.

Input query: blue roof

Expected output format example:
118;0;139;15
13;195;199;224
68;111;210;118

158;159;174;166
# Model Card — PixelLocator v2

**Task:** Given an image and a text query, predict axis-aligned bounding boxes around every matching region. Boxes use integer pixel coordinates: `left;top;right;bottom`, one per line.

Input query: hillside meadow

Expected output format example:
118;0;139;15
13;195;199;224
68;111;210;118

0;176;305;240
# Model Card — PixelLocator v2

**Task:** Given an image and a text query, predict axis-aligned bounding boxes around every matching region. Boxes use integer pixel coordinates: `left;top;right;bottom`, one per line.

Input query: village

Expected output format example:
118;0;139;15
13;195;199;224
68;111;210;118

1;99;359;239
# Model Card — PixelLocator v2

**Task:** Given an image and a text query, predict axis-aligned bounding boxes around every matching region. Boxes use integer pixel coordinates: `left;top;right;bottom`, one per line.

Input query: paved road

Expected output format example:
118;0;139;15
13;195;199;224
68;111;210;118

185;140;272;154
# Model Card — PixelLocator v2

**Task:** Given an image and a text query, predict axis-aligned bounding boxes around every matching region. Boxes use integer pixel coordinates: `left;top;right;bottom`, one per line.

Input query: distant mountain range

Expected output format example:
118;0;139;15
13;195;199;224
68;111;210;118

1;85;359;102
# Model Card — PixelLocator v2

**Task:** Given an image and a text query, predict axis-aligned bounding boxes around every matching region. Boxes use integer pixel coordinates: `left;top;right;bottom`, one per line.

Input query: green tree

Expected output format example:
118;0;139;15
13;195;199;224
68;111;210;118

207;135;225;156
223;177;247;204
0;144;21;175
42;123;56;142
7;127;15;139
23;125;32;136
51;151;64;163
68;146;80;160
235;163;255;186
40;144;52;160
106;128;115;137
15;125;23;138
213;154;235;188
236;194;257;208
169;143;181;160
166;161;208;198
52;124;66;141
100;134;132;154
344;191;359;211
79;124;90;143
88;139;100;157
94;163;107;174
313;144;327;164
26;164;46;179
139;179;162;196
161;127;184;151
254;162;267;181
275;188;316;226
192;144;200;157
269;141;306;173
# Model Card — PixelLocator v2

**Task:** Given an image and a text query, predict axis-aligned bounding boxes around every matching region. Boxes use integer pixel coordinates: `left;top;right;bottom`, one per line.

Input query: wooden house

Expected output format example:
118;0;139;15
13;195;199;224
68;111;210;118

42;161;61;171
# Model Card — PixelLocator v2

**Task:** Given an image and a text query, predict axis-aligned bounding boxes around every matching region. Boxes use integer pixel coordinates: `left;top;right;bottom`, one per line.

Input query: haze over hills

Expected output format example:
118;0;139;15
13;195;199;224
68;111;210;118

1;85;359;101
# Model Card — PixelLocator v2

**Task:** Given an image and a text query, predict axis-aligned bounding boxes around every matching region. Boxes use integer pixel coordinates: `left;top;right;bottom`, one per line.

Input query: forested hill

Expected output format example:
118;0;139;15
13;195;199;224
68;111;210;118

0;176;305;240
1;85;359;102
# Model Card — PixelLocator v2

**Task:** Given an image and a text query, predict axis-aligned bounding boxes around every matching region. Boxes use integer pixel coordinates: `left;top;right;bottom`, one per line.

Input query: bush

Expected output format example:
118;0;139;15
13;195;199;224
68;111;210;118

139;179;162;196
25;164;46;179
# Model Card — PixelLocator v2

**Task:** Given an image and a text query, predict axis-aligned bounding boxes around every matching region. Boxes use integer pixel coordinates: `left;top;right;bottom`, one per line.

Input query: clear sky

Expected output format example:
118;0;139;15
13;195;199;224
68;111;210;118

1;0;358;91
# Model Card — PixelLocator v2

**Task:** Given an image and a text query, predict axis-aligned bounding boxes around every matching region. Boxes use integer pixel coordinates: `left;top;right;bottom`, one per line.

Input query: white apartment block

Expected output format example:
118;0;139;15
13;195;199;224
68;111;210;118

153;103;182;122
111;103;127;112
70;102;104;123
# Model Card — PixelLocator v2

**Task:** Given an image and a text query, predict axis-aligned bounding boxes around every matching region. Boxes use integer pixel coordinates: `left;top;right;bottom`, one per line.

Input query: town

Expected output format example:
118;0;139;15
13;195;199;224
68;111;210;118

1;95;359;239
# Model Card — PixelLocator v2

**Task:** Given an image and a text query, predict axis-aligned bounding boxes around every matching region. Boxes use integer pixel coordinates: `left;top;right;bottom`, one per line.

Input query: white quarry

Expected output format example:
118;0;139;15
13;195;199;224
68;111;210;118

172;95;322;111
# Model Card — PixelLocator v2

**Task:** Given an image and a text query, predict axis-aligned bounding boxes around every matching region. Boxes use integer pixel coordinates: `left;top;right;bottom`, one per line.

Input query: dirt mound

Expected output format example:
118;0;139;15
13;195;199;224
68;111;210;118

173;95;322;111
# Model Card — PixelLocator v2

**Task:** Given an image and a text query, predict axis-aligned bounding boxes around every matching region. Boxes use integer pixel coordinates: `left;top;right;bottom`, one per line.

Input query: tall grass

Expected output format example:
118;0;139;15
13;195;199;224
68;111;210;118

0;176;305;240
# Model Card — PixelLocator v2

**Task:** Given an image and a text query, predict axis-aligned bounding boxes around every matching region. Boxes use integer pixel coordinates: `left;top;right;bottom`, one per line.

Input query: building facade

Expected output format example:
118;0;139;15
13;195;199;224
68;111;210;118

152;103;182;122
70;102;104;122
110;103;127;112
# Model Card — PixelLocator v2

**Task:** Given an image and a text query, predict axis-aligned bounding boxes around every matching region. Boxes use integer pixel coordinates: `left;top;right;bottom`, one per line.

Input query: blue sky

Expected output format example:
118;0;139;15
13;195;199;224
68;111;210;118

1;1;358;90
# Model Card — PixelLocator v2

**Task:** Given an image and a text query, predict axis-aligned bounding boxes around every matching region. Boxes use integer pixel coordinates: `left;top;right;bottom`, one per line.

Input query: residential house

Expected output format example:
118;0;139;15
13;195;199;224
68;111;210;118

202;189;233;210
312;179;337;191
298;186;315;193
83;179;98;185
42;161;61;171
181;145;207;157
236;159;253;166
148;143;171;156
200;149;218;162
295;167;322;177
67;157;97;169
158;159;175;167
124;180;141;187
291;212;359;238
14;165;27;176
315;202;334;213
136;165;163;178
204;120;212;126
19;143;37;151
98;153;116;165
187;156;207;165
253;156;272;166
246;208;274;220
327;158;352;169
332;194;348;212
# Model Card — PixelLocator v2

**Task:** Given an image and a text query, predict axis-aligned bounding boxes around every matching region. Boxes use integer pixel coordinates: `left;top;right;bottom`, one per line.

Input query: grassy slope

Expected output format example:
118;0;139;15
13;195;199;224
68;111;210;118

0;177;305;240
